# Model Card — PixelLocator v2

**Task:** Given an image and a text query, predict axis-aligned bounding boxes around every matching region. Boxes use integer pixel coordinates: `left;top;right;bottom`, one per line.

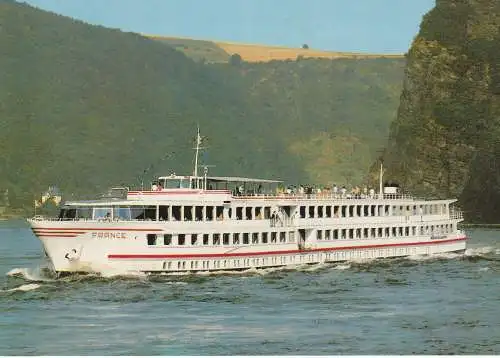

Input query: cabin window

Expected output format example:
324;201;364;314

246;207;252;220
363;228;369;238
385;228;390;237
216;206;224;220
178;234;186;245
228;208;232;219
147;234;156;246
164;234;172;245
252;233;259;244
333;229;339;239
264;207;271;219
262;232;268;244
288;231;295;243
318;206;324;218
184;206;193;221
325;230;331;240
405;227;409;236
308;206;314;218
113;207;131;221
94;207;112;220
392;227;397;237
203;234;209;245
191;234;198;246
317;230;322;240
255;207;262;220
206;206;214;221
356;206;362;217
233;233;240;245
159;206;169;221
76;207;92;220
300;206;306;219
144;206;156;221
356;228;361;238
349;229;354;239
349;206;354;217
223;233;230;245
171;206;181;221
195;206;203;221
271;232;277;243
213;234;220;245
236;207;243;220
371;228;376;238
326;206;332;218
243;233;249;244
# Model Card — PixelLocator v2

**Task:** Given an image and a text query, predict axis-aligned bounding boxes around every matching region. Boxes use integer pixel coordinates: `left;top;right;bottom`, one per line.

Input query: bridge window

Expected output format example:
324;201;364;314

76;207;92;220
113;206;130;220
94;207;112;220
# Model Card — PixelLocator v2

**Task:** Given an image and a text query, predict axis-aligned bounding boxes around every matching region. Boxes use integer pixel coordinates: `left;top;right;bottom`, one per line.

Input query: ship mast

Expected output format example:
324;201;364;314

193;127;201;188
379;162;384;198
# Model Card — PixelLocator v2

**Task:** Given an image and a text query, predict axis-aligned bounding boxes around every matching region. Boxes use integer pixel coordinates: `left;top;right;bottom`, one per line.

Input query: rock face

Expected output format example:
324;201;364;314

382;0;500;223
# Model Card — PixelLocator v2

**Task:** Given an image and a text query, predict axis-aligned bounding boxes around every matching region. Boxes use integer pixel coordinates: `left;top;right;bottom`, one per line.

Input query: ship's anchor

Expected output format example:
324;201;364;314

64;249;80;261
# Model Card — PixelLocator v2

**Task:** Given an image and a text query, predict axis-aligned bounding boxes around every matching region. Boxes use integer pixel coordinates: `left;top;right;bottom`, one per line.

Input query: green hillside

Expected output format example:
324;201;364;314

0;0;405;215
381;0;500;222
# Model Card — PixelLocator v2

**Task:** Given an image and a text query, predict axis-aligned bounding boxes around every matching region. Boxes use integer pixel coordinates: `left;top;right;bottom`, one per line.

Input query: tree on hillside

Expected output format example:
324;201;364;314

302;44;309;49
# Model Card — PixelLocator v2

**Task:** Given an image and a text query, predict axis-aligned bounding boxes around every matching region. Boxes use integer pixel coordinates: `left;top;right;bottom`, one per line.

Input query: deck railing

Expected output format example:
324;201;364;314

233;193;416;200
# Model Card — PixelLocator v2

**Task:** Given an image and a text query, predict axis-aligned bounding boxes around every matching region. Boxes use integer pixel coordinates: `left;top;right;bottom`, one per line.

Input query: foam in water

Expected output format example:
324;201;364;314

6;267;55;282
2;283;41;293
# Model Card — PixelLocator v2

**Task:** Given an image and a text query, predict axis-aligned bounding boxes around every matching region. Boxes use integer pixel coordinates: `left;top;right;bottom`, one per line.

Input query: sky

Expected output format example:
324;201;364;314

22;0;435;54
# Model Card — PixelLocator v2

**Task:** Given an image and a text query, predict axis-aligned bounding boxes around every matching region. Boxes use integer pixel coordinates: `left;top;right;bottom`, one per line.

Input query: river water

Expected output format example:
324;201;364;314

0;219;499;355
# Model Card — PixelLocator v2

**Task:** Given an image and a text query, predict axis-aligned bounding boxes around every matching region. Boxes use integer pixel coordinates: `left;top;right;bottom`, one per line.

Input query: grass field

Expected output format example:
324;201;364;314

147;35;404;63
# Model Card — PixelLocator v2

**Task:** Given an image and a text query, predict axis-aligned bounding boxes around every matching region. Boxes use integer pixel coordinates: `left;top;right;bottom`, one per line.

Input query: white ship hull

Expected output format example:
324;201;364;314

29;213;466;275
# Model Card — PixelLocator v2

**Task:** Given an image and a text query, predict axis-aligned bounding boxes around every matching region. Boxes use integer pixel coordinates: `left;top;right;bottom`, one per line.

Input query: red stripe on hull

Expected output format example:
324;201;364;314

32;227;162;232
108;237;467;259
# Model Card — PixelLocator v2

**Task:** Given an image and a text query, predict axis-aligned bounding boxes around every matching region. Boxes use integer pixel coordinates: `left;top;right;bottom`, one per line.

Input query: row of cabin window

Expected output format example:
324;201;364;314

319;224;454;240
147;231;295;246
164;256;291;271
60;206;274;221
299;203;448;219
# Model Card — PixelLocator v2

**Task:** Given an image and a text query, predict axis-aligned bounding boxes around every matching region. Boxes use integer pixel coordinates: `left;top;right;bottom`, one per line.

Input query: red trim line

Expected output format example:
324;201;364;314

32;227;161;232
108;237;467;259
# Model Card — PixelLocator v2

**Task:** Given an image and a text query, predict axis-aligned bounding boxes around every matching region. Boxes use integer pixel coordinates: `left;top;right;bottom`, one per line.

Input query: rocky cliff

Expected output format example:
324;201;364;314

382;0;500;222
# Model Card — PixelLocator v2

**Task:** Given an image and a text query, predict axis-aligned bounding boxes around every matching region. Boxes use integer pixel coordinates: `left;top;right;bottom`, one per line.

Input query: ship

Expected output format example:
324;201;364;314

27;130;466;275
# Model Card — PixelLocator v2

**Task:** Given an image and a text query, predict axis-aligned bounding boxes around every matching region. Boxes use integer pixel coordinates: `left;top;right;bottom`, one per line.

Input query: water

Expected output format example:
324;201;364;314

1;220;500;355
